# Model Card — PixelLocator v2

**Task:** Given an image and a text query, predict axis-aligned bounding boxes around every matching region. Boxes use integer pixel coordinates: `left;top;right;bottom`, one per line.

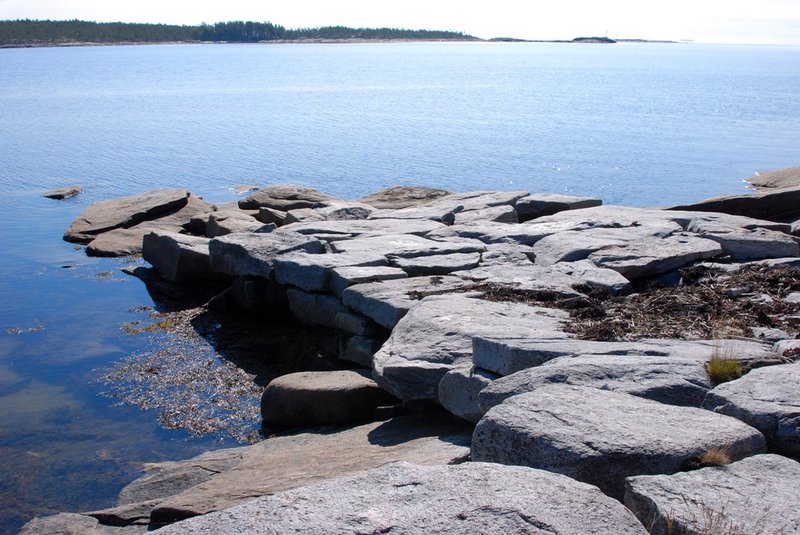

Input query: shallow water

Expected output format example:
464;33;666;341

0;41;799;533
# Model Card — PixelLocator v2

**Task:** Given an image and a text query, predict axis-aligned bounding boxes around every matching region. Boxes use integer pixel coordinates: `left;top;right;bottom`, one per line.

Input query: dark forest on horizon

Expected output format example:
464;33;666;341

0;19;478;46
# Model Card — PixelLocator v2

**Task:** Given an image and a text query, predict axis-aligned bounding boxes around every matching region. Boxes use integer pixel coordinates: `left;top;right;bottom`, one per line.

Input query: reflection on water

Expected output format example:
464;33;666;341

0;193;227;534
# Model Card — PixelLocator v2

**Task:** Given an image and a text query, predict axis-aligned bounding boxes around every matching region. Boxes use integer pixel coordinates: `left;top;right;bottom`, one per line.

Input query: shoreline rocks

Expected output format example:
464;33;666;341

42;177;800;534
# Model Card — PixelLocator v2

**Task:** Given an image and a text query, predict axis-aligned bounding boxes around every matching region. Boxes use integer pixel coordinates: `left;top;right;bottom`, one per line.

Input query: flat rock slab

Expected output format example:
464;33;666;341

703;363;800;456
205;209;268;237
472;384;766;499
64;189;190;243
670;184;800;222
625;454;800;535
330;233;485;258
341;275;472;330
135;414;471;525
391;251;481;276
357;185;451;209
282;218;446;239
261;370;397;426
329;265;408;297
459;263;586;297
237;184;337;211
588;234;723;280
20;512;146;534
515;192;602;222
439;366;499;423
373;295;568;402
273;251;388;292
154;462;648;535
479;354;711;415
142;231;212;283
208;232;324;277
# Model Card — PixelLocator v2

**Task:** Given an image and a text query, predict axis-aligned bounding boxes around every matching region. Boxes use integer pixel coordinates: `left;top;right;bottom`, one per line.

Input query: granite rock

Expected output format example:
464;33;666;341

472;385;767;499
153;462;647;535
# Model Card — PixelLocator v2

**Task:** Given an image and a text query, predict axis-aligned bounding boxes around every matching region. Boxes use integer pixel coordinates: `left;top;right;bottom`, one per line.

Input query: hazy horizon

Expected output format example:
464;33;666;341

1;0;799;46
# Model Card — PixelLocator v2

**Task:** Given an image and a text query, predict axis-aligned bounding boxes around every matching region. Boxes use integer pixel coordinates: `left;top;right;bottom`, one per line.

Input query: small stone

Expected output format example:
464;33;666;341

43;186;81;200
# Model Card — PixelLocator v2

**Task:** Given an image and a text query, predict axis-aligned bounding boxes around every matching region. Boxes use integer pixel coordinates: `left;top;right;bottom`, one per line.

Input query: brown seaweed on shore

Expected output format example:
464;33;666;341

472;264;800;342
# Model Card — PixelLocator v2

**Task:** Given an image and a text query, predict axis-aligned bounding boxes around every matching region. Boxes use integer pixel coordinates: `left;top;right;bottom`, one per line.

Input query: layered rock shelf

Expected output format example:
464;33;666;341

27;179;800;533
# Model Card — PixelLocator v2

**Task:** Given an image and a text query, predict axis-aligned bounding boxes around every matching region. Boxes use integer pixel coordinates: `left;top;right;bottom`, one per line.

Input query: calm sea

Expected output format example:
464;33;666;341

0;41;798;533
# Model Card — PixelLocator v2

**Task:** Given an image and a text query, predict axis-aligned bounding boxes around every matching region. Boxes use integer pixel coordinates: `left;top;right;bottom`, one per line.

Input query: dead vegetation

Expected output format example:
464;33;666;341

467;264;800;343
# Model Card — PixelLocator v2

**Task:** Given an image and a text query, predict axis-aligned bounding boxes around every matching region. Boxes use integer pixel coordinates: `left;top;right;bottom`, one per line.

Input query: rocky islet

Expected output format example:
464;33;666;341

26;176;800;533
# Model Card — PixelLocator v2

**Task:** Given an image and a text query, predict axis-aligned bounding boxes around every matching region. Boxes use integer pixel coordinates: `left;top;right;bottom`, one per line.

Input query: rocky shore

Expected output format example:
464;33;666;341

26;171;800;534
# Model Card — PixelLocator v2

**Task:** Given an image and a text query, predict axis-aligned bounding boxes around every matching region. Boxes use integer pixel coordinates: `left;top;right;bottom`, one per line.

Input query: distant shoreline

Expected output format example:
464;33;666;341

0;37;679;49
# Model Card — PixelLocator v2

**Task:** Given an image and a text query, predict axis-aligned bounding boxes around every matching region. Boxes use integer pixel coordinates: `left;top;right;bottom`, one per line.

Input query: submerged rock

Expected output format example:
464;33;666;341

43;185;82;200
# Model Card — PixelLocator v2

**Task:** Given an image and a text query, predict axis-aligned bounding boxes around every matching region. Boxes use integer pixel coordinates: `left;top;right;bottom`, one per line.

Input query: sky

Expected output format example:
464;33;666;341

1;0;799;45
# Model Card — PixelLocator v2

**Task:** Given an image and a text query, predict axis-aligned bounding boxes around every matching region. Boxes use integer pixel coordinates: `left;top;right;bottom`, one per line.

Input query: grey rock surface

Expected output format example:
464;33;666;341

472;337;773;377
670;184;800;222
286;289;375;335
439;366;499;423
282;218;446;239
746;165;800;189
330;233;485;258
142;231;212;283
588;234;723;279
43;185;82;200
687;218;799;260
237;184;337;211
704;363;800;456
472;385;766;499
153;462;648;535
65;189;190;243
453;204;518;224
391;251;481;276
208;232;324;277
341;275;472;329
625;454;800;535
261;370;397;426
205;209;268;237
338;335;381;367
515;192;602;222
20;513;145;534
273;251;388;292
143;414;471;524
329;265;408;297
86;195;215;257
479;354;711;414
357;185;451;209
372;295;568;402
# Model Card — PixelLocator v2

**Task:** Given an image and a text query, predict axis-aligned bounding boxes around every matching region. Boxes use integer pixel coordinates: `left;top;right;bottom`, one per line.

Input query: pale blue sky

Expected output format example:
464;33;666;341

1;0;798;45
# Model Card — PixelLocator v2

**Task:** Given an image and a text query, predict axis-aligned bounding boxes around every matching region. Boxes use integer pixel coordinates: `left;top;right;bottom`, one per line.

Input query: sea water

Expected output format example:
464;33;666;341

0;41;798;533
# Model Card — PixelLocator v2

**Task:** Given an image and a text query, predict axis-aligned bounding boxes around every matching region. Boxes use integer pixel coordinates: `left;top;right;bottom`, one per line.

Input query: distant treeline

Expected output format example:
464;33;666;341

0;19;476;46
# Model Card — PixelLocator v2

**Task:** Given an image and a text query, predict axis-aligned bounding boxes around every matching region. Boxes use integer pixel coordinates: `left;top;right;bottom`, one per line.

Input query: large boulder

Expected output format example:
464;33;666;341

261;370;397;426
703;363;800;456
64;189;190;243
237;184;337;211
472;385;766;499
625;454;800;535
153;462;648;534
372;295;568;402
